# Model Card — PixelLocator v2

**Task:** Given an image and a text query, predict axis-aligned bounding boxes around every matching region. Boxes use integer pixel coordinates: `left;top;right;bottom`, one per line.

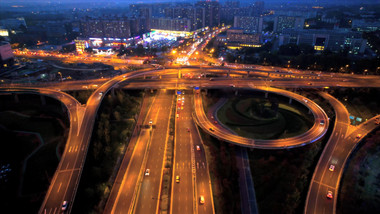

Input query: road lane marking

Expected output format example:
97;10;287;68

57;182;62;193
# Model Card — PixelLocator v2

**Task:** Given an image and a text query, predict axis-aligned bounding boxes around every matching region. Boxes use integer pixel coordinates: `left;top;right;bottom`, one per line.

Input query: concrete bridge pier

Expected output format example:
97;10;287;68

111;88;115;98
40;95;46;106
205;89;208;95
289;98;292;104
265;92;268;98
235;90;238;96
14;93;19;103
247;71;250;77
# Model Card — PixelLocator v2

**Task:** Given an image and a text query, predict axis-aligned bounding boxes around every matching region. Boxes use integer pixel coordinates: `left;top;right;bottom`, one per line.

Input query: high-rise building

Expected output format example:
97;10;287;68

250;1;264;17
195;0;220;28
0;41;14;68
234;16;263;33
165;6;205;31
151;18;191;32
0;17;27;30
274;16;305;33
80;17;131;38
225;1;240;8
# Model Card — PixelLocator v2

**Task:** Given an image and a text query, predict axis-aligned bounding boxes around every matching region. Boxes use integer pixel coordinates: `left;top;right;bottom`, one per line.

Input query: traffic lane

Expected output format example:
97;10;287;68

43;170;78;214
113;130;150;213
196;160;213;214
193;125;213;214
313;128;343;182
172;95;194;214
313;184;334;214
135;92;173;214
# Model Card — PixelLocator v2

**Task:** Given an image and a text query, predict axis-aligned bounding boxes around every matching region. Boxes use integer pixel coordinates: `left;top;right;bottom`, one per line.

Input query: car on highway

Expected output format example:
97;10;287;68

62;201;68;211
199;195;205;204
196;145;201;151
145;169;150;176
176;114;179;118
307;82;312;85
149;120;153;125
99;92;104;96
187;128;190;132
320;120;325;125
329;165;335;172
326;191;333;199
176;175;180;183
209;127;214;132
356;134;362;138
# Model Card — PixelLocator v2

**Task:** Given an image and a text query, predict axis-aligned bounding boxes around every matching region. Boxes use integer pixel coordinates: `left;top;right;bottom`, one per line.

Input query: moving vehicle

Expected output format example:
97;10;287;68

176;175;180;183
326;191;333;199
196;145;201;151
199;195;205;204
209;127;214;132
145;169;150;176
329;165;335;172
356;134;362;138
62;201;68;211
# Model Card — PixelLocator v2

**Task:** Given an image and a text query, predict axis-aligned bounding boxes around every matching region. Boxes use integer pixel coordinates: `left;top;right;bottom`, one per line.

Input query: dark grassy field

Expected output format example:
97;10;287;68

338;129;380;214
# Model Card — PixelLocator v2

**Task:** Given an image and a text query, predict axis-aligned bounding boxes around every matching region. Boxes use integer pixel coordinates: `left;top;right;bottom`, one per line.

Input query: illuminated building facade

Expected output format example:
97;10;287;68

151;18;191;32
233;16;263;33
274;16;305;33
224;27;261;49
80;17;131;38
74;39;88;54
279;29;367;54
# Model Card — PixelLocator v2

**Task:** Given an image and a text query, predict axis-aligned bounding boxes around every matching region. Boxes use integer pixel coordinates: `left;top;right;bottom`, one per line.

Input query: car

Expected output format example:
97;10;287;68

326;191;333;199
62;201;68;211
187;128;190;132
329;164;335;171
209;127;214;132
199;195;205;204
356;134;362;138
320;120;325;125
214;120;217;124
196;145;201;151
308;82;312;85
149;120;153;125
176;114;179;118
99;92;103;96
145;169;150;176
176;175;180;183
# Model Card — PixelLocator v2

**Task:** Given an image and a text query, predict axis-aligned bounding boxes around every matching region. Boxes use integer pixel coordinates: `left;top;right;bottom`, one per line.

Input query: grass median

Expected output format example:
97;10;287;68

72;89;143;214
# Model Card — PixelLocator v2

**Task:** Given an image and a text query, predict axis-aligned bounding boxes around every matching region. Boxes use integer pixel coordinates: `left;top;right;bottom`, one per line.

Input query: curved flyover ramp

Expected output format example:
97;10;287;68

36;68;161;214
193;86;329;149
305;91;379;214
